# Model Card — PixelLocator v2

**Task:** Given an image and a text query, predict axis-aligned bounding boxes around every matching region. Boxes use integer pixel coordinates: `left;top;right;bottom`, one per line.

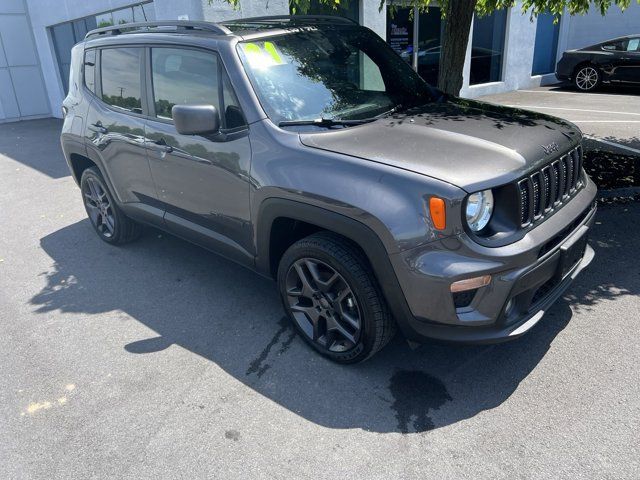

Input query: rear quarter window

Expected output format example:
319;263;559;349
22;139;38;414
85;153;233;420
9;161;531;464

84;49;96;94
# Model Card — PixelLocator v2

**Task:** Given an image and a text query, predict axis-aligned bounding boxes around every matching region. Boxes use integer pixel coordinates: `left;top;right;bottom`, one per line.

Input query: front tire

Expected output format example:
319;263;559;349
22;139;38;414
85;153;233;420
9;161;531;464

80;166;141;245
574;65;600;91
277;232;396;363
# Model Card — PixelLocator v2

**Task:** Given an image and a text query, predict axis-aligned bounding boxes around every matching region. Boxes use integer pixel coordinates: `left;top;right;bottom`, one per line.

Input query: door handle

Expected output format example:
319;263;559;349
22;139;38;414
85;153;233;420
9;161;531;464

151;138;174;153
88;123;108;134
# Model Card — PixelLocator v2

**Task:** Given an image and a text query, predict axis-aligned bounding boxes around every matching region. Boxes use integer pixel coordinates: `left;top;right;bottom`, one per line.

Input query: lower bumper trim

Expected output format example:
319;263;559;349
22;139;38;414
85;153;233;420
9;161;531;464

405;244;594;344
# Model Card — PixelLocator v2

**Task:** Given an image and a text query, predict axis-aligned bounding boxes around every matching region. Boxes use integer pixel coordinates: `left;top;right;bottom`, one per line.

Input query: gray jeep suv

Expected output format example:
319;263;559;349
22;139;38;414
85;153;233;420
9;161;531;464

60;16;597;363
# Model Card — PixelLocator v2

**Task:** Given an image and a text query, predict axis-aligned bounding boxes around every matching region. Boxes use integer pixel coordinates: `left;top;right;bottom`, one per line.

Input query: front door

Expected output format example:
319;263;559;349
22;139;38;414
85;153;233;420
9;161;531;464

617;38;640;84
143;46;253;266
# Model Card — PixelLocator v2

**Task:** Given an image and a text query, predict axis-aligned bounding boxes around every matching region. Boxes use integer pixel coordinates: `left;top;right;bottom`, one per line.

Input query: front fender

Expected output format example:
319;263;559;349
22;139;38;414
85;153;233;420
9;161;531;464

249;120;467;256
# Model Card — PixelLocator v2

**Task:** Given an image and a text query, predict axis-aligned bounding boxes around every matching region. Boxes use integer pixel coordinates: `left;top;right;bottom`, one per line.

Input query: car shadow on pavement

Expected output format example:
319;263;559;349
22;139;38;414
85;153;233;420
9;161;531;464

0;118;68;179
31;203;639;434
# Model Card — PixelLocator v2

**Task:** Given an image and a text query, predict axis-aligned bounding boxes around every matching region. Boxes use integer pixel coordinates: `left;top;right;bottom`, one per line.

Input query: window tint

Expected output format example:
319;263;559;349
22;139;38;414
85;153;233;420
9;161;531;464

84;49;96;93
100;48;143;113
222;72;246;129
602;40;627;51
470;9;507;85
151;48;219;120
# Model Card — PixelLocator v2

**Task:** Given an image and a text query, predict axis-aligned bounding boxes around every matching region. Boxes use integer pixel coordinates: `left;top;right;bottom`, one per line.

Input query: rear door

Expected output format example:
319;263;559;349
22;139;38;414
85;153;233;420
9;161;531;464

85;46;159;214
143;46;253;266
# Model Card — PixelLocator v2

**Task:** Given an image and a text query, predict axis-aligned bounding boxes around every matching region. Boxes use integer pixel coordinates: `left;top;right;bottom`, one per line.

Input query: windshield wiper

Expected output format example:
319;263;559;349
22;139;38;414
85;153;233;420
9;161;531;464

278;105;406;128
278;117;375;128
374;103;404;118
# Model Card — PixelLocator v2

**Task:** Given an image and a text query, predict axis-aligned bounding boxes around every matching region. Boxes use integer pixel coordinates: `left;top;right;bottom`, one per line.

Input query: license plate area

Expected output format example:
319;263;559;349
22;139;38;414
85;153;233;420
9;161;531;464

558;225;589;279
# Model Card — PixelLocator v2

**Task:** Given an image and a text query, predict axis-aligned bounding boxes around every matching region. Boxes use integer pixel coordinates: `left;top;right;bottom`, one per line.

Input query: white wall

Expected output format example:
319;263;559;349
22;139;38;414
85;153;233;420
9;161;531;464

461;4;546;98
0;0;49;122
361;0;385;38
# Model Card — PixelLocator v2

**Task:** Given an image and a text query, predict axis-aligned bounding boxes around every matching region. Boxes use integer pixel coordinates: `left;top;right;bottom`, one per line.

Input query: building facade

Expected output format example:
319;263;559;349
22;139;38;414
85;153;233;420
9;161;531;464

1;0;639;122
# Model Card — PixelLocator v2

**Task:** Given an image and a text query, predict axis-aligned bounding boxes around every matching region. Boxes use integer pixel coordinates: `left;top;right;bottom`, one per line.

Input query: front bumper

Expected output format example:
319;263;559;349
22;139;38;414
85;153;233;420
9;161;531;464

389;178;597;344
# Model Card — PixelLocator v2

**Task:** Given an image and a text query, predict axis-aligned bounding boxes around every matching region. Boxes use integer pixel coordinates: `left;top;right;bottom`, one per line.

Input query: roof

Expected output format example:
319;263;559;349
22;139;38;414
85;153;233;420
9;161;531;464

84;16;359;42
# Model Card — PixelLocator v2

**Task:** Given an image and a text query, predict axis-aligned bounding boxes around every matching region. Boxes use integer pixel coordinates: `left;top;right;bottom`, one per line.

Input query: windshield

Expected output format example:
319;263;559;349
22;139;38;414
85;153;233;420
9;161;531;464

237;26;436;125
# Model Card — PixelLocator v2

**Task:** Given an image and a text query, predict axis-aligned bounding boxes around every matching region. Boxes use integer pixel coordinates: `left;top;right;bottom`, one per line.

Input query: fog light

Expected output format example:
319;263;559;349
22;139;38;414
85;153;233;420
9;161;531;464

450;275;491;293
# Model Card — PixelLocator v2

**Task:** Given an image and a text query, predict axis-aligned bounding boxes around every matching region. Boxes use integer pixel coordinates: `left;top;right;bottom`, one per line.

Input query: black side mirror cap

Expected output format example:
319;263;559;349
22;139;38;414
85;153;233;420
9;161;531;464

172;104;221;136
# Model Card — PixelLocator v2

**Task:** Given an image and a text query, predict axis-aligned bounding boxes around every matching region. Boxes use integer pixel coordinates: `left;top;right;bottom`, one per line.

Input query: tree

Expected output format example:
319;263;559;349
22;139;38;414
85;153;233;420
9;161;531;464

213;0;639;95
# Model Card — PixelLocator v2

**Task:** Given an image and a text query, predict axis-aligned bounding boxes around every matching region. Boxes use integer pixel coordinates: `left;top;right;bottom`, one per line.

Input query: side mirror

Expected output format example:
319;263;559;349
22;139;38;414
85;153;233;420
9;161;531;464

172;104;221;136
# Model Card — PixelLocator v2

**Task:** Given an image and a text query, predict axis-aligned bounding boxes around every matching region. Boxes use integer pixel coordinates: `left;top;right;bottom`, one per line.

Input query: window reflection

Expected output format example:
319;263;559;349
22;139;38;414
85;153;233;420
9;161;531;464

470;10;507;85
151;48;219;119
386;6;443;86
101;48;143;113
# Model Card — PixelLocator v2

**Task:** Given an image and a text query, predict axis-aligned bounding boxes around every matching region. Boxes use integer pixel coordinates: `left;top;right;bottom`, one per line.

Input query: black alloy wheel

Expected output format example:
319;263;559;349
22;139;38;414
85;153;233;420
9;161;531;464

285;257;362;353
83;176;116;239
277;232;396;363
80;166;141;245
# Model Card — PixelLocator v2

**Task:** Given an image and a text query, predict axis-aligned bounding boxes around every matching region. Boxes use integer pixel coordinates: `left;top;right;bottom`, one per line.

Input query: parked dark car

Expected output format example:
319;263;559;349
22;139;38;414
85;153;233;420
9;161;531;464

61;16;597;363
556;35;640;91
400;45;499;85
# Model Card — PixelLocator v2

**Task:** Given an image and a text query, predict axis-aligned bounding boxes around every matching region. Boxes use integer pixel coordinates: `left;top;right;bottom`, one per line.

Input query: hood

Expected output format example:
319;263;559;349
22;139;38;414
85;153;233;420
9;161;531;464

299;98;582;192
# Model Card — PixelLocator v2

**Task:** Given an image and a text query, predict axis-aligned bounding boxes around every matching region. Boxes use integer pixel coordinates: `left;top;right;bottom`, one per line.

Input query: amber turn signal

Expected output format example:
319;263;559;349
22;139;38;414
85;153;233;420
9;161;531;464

450;275;492;293
429;197;446;230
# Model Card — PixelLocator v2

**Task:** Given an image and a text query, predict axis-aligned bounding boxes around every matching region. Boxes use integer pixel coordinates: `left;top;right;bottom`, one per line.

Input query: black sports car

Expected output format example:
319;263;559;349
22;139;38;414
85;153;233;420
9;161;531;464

556;35;640;91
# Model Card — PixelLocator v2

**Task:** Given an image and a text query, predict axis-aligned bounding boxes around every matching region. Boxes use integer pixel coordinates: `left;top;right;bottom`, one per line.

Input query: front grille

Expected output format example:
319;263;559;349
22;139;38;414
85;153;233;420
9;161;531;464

517;145;583;227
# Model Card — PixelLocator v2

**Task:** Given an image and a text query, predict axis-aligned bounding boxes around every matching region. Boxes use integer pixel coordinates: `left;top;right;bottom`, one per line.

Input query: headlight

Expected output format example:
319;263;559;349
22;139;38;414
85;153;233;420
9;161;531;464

466;189;494;232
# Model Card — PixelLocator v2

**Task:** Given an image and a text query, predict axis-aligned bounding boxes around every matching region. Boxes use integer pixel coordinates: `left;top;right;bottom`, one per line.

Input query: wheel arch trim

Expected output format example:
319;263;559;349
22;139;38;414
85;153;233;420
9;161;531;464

255;198;417;337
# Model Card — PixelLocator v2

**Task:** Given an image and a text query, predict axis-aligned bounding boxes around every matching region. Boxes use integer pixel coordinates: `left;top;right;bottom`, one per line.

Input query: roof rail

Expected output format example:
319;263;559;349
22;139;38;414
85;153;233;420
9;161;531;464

85;21;232;40
221;15;359;27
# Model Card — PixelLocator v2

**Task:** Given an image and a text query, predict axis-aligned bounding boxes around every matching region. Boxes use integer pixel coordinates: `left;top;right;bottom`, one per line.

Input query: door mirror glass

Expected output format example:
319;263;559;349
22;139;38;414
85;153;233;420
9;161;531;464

172;104;220;136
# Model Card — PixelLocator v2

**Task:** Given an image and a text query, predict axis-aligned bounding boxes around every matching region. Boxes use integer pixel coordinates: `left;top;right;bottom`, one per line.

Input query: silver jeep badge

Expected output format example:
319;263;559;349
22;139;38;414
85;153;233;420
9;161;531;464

541;142;560;155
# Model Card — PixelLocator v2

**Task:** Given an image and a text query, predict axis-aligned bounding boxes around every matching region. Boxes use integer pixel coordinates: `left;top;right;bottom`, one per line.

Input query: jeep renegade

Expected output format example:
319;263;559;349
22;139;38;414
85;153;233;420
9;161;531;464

60;16;597;363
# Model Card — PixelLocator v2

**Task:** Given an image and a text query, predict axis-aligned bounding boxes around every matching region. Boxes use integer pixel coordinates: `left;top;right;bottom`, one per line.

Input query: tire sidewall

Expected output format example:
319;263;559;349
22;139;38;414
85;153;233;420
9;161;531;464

277;242;380;364
80;167;124;244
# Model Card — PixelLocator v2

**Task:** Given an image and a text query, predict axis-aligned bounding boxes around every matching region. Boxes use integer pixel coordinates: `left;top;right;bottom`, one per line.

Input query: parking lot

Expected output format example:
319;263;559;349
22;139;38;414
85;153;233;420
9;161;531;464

1;113;639;478
481;85;640;152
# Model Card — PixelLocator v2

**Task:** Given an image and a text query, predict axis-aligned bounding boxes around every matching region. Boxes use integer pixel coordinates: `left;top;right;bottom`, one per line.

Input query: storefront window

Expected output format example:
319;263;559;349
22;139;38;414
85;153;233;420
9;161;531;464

470;9;507;85
386;7;413;66
415;8;443;86
386;6;443;86
291;0;359;23
532;12;561;75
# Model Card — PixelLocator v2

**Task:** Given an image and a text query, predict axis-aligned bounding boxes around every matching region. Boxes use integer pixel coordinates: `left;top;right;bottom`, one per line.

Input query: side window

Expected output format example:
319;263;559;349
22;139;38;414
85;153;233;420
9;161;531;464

602;40;627;52
100;47;143;114
627;38;640;52
84;49;96;94
151;48;220;120
222;72;246;129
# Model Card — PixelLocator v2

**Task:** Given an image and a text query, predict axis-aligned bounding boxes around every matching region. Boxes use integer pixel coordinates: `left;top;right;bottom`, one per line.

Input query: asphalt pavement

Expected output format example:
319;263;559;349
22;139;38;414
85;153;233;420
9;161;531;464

480;84;640;152
1;119;639;479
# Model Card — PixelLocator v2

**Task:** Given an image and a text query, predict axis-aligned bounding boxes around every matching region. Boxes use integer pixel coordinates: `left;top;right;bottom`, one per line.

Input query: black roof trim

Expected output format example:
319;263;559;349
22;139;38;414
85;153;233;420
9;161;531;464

85;21;232;40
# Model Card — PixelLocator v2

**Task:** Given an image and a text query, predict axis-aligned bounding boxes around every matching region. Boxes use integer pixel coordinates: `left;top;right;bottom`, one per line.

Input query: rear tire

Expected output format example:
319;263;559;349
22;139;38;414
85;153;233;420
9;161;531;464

277;231;396;364
574;65;600;92
80;166;141;245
